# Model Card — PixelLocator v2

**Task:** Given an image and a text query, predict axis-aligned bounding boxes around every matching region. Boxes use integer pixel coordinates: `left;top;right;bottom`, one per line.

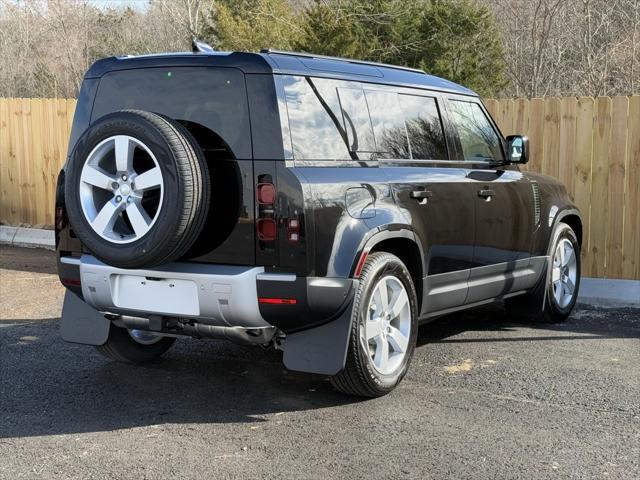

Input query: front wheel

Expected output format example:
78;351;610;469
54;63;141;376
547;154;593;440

542;223;581;322
330;252;418;397
95;325;176;363
506;222;581;323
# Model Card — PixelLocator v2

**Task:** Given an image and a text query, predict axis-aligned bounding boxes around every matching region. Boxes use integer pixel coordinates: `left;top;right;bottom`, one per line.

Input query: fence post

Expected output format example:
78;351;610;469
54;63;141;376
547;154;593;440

606;97;630;279
623;96;640;279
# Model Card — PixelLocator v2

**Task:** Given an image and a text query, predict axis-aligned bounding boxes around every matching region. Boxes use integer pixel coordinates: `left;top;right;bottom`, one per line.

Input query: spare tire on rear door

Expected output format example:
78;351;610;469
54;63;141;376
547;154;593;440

64;110;210;269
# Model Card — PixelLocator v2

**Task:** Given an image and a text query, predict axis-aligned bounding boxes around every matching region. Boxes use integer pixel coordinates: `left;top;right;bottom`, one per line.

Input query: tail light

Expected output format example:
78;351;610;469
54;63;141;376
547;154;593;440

287;218;300;243
257;218;277;241
257;183;276;205
256;181;277;243
55;206;66;231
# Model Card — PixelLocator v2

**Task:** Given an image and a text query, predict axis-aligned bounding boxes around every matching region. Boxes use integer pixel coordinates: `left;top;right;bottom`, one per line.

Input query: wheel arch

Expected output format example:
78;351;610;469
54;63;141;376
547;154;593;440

546;207;582;253
558;212;583;247
352;229;424;313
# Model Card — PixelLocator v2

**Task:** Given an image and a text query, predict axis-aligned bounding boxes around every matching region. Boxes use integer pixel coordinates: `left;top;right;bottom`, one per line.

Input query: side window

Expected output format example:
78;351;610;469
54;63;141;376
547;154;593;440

398;95;448;160
283;76;350;160
448;100;504;162
364;90;410;159
337;88;376;155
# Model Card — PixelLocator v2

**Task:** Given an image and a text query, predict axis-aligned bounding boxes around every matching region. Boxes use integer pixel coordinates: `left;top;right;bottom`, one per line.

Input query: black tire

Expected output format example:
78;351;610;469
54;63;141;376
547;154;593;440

95;325;176;363
540;223;581;322
330;252;418;397
64;110;210;269
506;222;581;323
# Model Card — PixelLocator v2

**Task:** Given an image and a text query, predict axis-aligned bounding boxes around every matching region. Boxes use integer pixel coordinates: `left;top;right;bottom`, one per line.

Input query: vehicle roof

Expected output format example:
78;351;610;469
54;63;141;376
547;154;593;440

85;50;477;97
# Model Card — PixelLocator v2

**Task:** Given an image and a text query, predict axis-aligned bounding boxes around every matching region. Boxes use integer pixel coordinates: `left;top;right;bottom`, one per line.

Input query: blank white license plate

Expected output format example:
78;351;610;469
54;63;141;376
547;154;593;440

113;275;199;316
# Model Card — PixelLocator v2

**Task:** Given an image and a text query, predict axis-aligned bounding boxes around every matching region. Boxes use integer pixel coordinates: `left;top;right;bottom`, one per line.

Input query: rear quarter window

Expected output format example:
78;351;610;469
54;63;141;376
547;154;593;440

92;67;251;159
282;75;351;161
337;87;376;156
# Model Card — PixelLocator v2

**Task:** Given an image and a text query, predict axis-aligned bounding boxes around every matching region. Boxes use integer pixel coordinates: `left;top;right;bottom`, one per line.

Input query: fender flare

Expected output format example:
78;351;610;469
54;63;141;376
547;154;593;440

548;207;582;246
349;225;426;278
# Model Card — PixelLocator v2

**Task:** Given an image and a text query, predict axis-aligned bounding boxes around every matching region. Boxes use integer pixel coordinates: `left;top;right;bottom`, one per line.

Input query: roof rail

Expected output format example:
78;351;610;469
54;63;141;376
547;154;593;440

260;49;426;75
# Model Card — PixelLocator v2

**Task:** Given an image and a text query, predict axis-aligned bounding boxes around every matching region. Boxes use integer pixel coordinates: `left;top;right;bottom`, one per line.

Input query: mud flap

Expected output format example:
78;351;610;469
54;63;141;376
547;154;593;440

282;296;355;376
505;256;550;315
60;291;110;345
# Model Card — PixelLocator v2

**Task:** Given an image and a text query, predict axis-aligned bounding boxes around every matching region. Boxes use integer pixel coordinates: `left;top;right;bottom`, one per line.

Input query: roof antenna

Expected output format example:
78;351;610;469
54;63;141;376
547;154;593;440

192;38;214;53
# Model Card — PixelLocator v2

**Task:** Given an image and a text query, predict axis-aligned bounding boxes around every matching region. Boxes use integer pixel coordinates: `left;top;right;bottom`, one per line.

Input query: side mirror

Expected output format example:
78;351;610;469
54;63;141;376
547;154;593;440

506;135;529;164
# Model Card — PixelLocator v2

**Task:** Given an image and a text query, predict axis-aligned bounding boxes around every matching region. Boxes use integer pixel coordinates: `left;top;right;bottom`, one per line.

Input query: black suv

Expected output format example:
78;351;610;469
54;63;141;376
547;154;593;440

56;49;582;397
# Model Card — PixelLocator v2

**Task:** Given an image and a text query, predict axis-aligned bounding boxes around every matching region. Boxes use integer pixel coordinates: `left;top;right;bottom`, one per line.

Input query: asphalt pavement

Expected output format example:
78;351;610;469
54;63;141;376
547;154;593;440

1;246;639;479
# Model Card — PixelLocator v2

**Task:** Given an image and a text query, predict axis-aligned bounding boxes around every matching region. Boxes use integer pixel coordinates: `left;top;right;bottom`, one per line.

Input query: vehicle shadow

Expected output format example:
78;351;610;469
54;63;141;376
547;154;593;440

416;302;640;347
0;317;361;440
1;303;637;440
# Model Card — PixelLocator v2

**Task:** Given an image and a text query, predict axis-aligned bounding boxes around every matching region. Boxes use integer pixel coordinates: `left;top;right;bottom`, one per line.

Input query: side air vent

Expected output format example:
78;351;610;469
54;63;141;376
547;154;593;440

531;181;541;226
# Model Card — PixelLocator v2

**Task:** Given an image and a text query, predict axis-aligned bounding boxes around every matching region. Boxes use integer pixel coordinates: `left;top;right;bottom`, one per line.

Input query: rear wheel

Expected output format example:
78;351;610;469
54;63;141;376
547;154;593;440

95;325;175;363
330;252;418;397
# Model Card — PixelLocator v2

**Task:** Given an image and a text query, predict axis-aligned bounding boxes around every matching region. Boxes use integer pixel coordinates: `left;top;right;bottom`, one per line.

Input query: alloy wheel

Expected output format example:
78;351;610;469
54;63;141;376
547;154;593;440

551;238;578;308
79;135;164;244
364;275;412;375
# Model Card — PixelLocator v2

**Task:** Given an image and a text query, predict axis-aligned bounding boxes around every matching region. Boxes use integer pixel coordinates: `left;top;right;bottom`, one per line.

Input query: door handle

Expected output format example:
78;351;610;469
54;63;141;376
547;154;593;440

410;190;433;199
410;190;433;205
477;189;495;201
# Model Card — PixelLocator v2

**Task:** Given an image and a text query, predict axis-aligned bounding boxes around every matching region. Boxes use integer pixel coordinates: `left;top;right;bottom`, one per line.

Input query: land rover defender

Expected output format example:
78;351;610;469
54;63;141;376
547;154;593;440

56;49;582;397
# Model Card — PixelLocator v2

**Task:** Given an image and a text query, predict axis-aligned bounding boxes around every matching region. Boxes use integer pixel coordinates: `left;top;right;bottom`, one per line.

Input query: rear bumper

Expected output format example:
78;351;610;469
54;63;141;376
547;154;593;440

59;255;354;332
63;255;273;328
59;255;358;375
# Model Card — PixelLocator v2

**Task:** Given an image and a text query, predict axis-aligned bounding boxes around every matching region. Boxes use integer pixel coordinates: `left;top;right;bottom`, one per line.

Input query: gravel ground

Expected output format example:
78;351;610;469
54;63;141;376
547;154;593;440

1;246;639;480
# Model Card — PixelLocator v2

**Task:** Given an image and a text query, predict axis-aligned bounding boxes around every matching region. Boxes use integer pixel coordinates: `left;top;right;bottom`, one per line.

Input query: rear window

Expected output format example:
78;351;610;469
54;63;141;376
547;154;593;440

364;90;410;158
397;94;448;160
92;67;251;159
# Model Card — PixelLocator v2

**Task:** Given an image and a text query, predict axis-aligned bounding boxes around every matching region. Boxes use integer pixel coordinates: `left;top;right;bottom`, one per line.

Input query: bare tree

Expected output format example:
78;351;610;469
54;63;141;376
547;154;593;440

0;0;213;98
0;0;637;98
485;0;639;97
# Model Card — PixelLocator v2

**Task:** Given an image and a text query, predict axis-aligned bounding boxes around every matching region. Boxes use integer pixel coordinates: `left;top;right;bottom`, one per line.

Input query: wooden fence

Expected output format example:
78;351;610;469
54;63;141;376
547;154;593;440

0;98;75;228
0;96;639;279
484;97;639;281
